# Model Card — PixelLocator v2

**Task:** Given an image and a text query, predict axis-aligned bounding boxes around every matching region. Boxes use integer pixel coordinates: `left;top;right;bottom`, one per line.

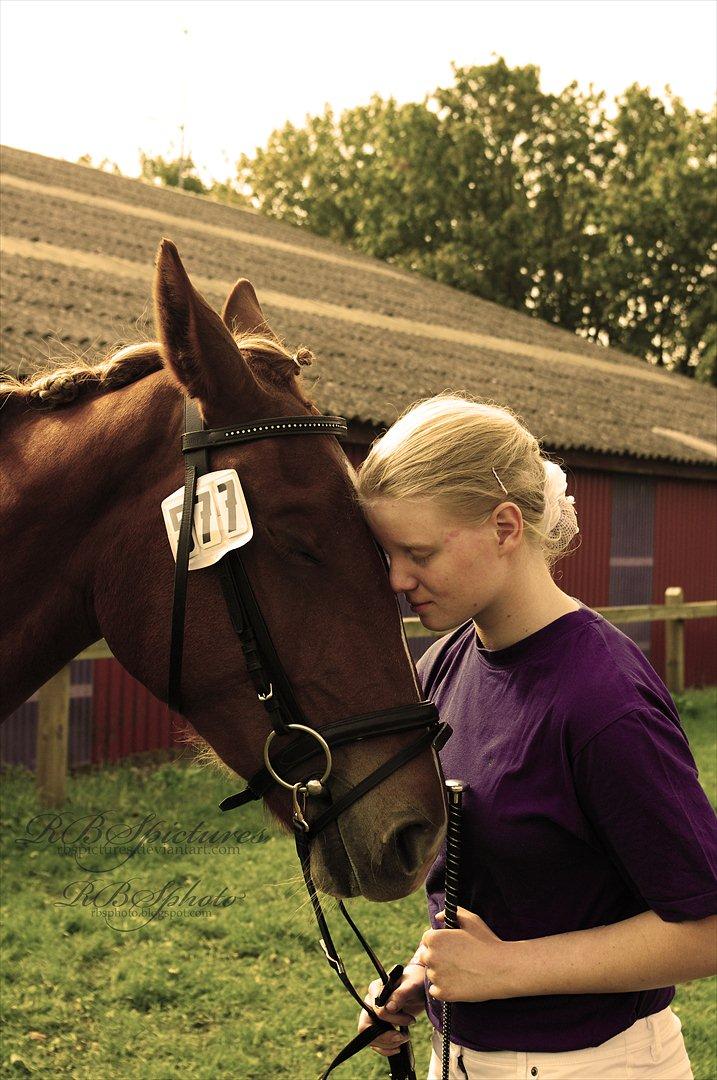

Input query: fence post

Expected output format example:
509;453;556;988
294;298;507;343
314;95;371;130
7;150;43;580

664;587;685;694
36;666;71;808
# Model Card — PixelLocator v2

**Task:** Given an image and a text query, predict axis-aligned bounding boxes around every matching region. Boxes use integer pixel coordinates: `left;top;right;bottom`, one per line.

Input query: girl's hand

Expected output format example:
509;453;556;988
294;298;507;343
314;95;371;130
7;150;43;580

417;906;515;1002
357;963;427;1056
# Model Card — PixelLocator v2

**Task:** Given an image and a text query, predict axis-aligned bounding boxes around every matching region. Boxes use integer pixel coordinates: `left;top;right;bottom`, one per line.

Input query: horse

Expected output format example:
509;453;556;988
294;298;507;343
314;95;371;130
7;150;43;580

0;239;447;902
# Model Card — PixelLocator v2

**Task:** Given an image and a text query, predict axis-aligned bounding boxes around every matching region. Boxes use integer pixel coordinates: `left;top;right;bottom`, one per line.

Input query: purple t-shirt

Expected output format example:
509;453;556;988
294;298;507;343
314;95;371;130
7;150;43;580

418;606;717;1053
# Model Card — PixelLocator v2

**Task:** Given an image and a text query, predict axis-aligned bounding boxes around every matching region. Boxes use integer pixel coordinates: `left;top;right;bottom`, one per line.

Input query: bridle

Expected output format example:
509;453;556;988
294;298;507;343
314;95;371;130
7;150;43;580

169;399;452;1079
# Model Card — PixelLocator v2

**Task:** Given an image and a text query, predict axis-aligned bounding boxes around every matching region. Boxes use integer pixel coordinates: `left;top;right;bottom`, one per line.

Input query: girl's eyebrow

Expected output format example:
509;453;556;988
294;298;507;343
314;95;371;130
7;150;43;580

402;543;435;554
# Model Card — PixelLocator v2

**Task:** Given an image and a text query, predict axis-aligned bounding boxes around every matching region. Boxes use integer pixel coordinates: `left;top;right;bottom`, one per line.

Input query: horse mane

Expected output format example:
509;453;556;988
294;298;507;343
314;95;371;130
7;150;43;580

0;333;316;417
0;343;164;413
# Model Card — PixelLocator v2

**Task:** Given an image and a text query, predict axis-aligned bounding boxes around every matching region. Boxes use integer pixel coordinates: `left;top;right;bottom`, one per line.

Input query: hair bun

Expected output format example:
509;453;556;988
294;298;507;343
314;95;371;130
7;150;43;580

542;461;569;533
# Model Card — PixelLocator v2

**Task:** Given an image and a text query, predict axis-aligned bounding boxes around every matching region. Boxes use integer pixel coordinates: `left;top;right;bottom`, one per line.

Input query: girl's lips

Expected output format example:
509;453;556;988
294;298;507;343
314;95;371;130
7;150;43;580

409;600;432;611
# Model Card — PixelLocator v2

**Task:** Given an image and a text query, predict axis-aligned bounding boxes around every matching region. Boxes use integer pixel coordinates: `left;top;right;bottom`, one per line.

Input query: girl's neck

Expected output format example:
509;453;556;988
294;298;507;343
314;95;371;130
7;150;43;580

473;561;579;652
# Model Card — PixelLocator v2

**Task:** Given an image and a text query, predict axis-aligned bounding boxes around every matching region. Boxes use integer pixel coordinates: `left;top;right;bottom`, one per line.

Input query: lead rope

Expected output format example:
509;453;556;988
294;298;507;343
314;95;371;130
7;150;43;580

441;781;467;1080
294;810;417;1080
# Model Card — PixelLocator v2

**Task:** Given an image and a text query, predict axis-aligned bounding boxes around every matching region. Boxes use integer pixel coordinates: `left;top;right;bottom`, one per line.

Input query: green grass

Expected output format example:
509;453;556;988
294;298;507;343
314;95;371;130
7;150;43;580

1;689;715;1079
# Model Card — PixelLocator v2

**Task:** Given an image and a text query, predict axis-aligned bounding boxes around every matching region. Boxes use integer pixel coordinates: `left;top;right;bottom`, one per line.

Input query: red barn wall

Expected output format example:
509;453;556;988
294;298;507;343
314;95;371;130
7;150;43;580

92;661;184;763
652;479;717;687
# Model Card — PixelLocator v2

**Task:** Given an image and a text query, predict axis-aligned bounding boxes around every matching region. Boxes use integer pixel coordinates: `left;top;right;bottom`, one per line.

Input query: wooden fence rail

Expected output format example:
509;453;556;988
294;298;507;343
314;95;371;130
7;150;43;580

33;587;717;807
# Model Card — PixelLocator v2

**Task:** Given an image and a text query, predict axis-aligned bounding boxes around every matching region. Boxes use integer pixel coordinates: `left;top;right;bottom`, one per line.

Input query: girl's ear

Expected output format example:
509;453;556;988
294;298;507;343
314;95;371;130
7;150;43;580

153;238;271;415
494;503;523;548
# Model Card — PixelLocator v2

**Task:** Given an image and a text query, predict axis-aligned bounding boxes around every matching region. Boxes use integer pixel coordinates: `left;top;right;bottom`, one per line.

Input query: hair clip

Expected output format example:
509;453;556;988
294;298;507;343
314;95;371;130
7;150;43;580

492;467;508;496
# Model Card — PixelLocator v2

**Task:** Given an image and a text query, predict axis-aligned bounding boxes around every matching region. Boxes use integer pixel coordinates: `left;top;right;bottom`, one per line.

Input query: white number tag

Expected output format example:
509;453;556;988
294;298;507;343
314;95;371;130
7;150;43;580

161;469;253;570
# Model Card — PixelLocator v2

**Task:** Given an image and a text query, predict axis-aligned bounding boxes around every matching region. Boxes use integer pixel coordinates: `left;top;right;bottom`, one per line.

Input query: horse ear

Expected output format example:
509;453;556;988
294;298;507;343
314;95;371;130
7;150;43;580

153;238;267;407
222;278;280;343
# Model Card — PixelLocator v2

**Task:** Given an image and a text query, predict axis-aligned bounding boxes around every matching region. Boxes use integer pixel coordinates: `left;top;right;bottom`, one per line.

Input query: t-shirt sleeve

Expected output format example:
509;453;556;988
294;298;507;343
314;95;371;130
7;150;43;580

571;706;717;922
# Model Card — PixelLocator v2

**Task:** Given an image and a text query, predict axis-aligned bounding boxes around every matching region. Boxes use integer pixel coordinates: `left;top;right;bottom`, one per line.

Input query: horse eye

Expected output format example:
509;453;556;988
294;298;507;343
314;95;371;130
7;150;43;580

293;548;322;566
263;523;322;566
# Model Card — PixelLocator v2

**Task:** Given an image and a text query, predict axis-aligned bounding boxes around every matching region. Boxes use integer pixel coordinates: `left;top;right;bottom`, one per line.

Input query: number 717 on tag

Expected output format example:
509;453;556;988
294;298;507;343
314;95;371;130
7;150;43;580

161;469;253;570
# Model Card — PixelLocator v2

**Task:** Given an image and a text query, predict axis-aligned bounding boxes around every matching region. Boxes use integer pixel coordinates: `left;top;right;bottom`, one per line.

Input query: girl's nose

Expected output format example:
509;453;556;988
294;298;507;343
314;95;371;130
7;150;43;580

389;559;419;594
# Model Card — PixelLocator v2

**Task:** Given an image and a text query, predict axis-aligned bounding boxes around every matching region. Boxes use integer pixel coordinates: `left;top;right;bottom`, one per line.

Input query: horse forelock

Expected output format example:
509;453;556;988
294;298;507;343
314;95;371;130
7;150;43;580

234;332;316;410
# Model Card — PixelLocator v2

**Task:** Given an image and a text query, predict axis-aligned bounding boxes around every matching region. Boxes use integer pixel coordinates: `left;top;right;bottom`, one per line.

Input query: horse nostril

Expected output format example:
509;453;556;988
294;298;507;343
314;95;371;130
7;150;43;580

393;820;434;876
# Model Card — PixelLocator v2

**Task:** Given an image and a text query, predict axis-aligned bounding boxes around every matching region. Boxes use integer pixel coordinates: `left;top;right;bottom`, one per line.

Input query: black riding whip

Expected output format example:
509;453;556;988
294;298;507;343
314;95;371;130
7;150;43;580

441;779;467;1080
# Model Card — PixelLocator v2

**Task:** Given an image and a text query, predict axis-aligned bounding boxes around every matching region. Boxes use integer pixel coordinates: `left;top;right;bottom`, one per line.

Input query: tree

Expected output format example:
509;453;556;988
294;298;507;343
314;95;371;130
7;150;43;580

77;154;122;175
586;87;716;373
206;177;250;207
139;151;208;195
236;60;716;377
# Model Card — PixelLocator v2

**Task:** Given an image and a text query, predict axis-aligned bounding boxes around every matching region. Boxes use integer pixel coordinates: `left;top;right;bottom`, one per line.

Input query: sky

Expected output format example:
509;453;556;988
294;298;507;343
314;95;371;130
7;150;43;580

1;0;715;183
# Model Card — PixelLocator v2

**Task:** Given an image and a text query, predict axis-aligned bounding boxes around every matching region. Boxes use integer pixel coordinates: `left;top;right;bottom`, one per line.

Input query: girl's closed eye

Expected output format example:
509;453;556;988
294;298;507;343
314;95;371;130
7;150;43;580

411;552;433;566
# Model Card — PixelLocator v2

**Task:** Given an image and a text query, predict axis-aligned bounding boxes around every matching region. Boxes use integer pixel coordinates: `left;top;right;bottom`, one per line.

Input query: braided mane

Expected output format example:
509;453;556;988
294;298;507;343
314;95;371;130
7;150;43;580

0;334;315;417
0;342;163;412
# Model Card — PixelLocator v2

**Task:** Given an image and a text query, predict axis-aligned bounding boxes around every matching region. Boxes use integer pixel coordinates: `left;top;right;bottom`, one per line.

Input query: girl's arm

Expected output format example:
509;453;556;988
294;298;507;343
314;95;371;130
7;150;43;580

508;909;717;997
419;907;717;1002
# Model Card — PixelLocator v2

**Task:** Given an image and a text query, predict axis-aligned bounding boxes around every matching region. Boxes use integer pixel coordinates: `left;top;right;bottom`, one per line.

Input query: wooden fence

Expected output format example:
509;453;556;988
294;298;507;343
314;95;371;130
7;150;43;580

31;587;717;807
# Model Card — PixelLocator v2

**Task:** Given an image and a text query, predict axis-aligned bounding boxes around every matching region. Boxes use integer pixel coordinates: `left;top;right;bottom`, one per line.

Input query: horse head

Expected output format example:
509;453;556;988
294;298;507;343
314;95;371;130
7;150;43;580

89;239;447;900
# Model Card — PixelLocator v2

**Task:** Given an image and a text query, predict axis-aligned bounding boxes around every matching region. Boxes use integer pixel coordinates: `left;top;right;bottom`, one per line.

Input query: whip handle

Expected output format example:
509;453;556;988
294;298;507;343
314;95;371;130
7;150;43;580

441;780;466;1080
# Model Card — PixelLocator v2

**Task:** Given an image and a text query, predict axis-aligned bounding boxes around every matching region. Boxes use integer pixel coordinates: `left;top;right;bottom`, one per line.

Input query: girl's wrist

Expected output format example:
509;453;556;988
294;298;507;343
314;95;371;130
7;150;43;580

494;938;528;999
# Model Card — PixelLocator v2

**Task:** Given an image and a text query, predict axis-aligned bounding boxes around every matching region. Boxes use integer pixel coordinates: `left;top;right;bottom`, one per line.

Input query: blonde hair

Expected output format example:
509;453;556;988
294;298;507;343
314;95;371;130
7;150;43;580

355;393;579;569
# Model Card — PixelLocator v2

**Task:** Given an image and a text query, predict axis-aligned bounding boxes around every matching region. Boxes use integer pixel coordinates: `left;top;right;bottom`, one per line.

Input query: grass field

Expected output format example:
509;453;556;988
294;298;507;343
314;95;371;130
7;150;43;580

1;688;715;1079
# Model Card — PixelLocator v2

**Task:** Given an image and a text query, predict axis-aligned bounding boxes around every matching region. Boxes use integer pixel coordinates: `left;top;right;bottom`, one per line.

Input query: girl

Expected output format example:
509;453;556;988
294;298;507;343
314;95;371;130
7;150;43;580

355;395;716;1080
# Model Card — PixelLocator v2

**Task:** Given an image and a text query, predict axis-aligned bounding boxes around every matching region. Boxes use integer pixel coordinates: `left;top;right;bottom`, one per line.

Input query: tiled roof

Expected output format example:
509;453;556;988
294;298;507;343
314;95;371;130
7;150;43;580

1;145;715;467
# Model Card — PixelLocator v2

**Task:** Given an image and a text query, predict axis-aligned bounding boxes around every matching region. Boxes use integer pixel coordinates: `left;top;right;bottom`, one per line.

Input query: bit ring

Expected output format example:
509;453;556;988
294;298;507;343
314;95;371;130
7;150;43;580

263;723;332;790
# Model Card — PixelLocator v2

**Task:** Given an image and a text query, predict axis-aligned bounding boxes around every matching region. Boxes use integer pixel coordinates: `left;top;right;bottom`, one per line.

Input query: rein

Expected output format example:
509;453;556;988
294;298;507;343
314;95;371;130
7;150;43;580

168;399;452;1078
